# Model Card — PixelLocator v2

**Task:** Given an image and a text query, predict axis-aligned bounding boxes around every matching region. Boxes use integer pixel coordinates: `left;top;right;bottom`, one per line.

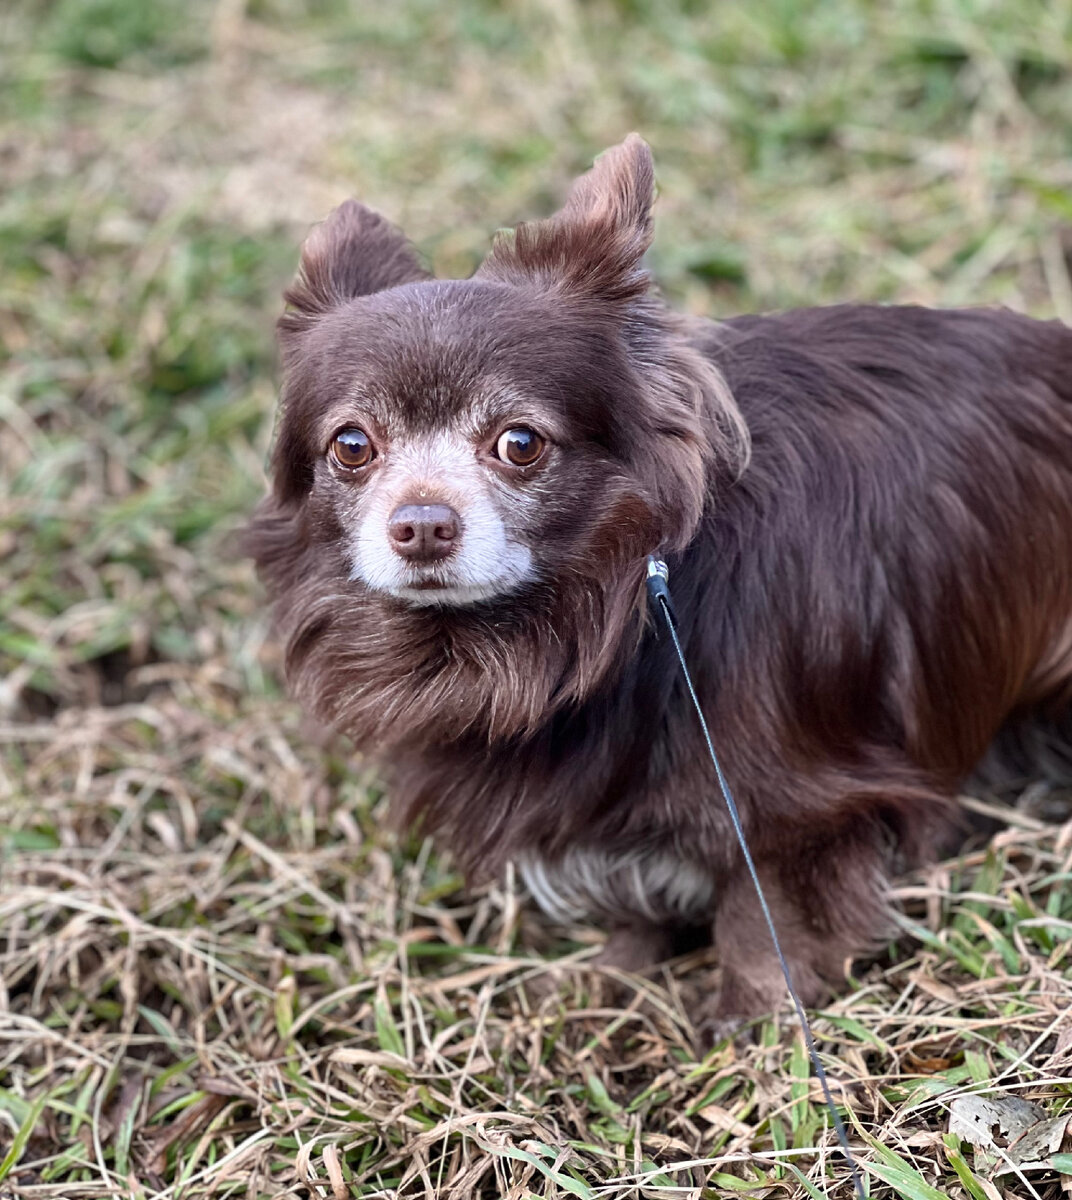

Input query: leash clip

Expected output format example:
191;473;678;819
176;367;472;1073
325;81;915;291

645;554;677;631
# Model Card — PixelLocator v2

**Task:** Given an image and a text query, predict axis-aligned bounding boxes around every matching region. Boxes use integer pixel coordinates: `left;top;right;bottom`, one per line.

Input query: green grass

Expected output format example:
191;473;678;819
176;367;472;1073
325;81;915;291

2;0;1072;1195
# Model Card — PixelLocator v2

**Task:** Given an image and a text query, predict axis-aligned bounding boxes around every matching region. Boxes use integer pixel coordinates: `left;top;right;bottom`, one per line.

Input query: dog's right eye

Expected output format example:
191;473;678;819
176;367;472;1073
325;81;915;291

330;427;374;470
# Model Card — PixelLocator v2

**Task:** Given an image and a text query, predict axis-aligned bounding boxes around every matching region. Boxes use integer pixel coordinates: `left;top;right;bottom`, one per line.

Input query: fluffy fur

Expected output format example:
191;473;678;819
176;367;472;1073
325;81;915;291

248;135;1072;1022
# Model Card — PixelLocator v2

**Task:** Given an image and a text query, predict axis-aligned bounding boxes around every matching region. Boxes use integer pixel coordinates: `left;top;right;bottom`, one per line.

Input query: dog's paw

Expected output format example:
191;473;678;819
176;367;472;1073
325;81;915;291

590;925;675;975
687;967;786;1048
696;1011;751;1048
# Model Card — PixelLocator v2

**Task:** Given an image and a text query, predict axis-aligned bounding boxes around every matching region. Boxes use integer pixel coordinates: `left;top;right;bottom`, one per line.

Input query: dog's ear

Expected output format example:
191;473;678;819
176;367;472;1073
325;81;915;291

279;200;429;343
478;134;655;304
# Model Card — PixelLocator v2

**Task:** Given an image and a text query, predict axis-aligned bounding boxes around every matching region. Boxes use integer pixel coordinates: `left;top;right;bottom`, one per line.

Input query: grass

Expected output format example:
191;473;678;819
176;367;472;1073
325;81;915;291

2;0;1072;1195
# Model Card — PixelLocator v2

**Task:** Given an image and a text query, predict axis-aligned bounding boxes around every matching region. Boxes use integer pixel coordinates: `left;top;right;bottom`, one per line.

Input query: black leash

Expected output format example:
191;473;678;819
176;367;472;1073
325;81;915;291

645;555;867;1199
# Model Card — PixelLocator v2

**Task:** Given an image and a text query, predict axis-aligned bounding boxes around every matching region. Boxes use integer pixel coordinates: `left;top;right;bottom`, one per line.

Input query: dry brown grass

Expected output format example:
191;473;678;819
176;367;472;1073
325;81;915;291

5;685;1072;1197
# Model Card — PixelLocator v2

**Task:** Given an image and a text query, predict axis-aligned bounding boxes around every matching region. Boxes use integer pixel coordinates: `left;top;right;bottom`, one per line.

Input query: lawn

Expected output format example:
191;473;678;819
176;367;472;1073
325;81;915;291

2;0;1072;1196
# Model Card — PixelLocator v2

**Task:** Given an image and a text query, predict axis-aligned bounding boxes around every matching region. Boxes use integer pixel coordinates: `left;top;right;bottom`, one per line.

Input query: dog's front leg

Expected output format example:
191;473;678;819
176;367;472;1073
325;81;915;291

706;821;894;1031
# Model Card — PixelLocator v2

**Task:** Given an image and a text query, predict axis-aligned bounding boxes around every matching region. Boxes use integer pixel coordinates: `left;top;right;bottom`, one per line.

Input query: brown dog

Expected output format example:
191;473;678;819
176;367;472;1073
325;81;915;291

248;136;1072;1022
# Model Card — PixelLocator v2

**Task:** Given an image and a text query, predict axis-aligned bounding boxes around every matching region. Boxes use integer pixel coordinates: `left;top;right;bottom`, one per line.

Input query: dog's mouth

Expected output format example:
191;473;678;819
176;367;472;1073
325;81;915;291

351;523;538;608
394;560;457;588
390;578;521;607
375;557;536;607
407;577;451;591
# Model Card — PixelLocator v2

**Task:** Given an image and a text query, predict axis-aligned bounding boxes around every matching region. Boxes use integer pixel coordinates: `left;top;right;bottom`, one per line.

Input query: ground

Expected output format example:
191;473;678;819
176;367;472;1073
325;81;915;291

2;1;1072;1197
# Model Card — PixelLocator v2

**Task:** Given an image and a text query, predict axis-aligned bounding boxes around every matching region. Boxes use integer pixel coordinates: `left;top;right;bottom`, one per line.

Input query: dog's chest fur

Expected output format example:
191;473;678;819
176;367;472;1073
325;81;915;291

517;845;716;926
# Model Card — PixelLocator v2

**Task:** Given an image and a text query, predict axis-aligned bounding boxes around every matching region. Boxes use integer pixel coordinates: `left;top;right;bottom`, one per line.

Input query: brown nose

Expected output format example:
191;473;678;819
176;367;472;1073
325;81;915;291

387;503;460;562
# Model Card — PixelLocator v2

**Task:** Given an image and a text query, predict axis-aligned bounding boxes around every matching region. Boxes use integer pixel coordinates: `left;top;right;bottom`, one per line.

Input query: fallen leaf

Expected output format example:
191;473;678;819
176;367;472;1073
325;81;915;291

950;1093;1045;1152
906;1052;954;1074
996;1112;1071;1174
950;1093;1072;1177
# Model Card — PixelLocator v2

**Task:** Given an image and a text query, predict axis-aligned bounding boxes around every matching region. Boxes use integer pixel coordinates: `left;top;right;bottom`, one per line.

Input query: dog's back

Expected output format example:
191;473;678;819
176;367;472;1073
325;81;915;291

697;303;1072;762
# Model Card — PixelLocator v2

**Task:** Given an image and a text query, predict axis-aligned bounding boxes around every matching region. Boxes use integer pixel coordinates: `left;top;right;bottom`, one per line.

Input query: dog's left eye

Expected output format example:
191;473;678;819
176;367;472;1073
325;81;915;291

495;427;545;467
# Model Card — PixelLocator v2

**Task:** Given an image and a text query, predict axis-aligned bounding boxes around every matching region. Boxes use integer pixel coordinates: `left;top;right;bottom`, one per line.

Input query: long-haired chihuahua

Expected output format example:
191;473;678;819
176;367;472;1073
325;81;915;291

248;136;1072;1022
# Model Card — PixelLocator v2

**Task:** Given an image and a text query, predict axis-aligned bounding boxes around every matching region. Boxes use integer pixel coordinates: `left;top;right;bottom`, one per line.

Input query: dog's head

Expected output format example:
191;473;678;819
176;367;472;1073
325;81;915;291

249;136;747;745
